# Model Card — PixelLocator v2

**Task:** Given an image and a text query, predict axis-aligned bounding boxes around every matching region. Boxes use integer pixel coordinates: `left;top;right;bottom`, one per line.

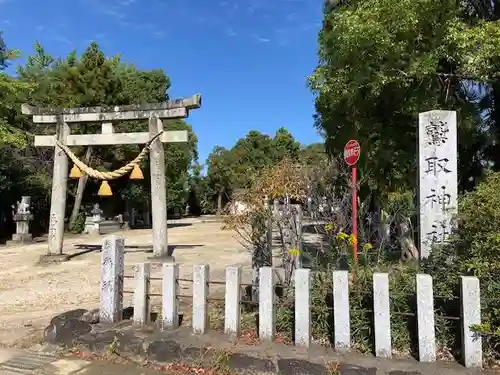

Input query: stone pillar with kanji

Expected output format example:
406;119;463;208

418;110;458;258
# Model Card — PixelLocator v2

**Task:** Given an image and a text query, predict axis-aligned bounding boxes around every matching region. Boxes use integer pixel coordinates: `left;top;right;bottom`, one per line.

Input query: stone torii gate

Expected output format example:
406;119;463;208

21;95;201;258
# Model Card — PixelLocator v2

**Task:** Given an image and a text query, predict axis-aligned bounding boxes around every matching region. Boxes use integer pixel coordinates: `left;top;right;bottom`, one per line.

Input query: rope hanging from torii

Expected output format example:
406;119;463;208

54;130;164;181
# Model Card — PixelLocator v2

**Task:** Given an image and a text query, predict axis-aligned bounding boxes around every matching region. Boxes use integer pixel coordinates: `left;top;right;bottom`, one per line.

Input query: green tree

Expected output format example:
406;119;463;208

299;142;327;166
271;127;300;162
309;0;500;195
0;34;49;238
0;40;198;234
227;129;301;190
206;146;235;214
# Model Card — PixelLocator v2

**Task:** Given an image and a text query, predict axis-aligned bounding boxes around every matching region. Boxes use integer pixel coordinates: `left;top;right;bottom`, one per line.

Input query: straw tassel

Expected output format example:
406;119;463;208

98;181;113;196
129;164;144;180
69;165;83;179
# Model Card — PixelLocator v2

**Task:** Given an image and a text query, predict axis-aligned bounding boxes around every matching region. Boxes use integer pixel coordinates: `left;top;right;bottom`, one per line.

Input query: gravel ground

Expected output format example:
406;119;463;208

0;221;250;348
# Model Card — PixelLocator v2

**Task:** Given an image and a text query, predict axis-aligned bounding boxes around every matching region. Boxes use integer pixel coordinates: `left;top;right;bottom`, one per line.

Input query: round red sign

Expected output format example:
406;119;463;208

344;140;361;166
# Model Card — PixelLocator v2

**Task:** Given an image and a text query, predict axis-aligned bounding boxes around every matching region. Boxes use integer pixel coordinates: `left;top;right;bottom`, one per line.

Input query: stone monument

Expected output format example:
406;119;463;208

10;196;34;243
418;110;458;258
83;203;103;235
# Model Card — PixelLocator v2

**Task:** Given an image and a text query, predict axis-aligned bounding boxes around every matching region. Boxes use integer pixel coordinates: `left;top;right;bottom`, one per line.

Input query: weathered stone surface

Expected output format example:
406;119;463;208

181;346;215;366
50;309;88;325
44;318;92;345
81;330;118;351
38;254;70;264
339;363;377;375
278;359;328;375
82;308;100;324
229;353;275;373
117;332;145;355
418;110;458;259
43;310;485;375
146;340;181;362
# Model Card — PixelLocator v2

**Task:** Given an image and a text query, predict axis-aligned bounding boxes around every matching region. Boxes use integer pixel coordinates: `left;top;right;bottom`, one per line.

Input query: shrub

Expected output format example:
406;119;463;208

275;172;500;361
424;171;500;361
69;211;86;233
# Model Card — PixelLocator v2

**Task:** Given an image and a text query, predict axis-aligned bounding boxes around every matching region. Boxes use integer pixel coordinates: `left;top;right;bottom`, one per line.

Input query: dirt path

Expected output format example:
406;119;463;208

0;220;251;348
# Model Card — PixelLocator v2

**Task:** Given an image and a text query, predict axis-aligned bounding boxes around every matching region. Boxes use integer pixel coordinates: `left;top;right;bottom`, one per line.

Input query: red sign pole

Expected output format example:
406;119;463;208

343;140;361;267
351;166;358;266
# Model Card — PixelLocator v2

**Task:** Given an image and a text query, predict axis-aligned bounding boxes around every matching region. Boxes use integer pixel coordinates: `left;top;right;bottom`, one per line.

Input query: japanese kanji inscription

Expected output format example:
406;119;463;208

418;110;458;258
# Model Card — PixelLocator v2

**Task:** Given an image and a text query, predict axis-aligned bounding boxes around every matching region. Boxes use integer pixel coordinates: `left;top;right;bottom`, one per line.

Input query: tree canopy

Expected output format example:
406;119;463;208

310;0;500;194
0;36;198;237
203;129;325;213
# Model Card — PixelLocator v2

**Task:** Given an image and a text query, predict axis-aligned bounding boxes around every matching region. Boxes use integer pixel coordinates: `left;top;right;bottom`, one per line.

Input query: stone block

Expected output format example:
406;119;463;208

133;263;151;326
332;270;350;351
295;268;311;347
460;276;482;368
259;266;275;341
162;263;179;330
373;273;391;358
416;274;436;362
192;264;209;334
99;235;125;323
224;266;242;336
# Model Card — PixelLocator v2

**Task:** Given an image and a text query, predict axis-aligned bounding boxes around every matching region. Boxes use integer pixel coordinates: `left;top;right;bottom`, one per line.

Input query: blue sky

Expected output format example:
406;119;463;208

0;0;323;164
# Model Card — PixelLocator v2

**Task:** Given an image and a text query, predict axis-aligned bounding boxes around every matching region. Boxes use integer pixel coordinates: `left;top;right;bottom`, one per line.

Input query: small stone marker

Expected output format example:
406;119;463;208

418;110;458;258
9;196;34;244
100;235;125;323
84;203;103;235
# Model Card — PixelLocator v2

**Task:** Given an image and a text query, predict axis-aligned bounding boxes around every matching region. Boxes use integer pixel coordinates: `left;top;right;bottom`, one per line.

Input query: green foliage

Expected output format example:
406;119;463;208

204;129;323;211
299;142;327;166
309;0;500;194
446;20;500;81
271;172;500;359
272;172;500;360
69;211;86;234
423;171;500;360
456;171;500;272
275;261;463;355
0;35;198;238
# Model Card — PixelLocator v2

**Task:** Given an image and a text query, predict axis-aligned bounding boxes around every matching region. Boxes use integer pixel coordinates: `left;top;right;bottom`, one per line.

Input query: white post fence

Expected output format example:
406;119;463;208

100;236;483;369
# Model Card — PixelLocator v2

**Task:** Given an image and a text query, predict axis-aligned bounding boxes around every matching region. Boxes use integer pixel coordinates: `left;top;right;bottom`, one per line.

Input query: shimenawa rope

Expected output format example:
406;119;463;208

54;130;164;180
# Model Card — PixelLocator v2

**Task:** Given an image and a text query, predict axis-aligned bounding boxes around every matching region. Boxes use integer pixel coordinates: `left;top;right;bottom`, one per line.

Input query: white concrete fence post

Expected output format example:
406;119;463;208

133;263;151;326
460;276;482;368
373;273;391;358
295;268;311;347
100;235;125;323
416;274;436;362
224;266;242;337
192;264;210;334
332;270;350;351
162;263;179;330
259;266;275;341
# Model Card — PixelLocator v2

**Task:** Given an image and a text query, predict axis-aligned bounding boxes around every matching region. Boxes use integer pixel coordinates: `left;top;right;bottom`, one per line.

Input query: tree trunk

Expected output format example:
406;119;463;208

216;188;223;216
69;147;93;229
399;218;418;260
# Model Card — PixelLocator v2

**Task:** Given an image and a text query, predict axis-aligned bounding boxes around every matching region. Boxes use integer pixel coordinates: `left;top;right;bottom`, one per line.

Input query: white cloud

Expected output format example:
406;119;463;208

117;0;137;6
226;28;237;37
253;34;270;43
152;30;166;39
